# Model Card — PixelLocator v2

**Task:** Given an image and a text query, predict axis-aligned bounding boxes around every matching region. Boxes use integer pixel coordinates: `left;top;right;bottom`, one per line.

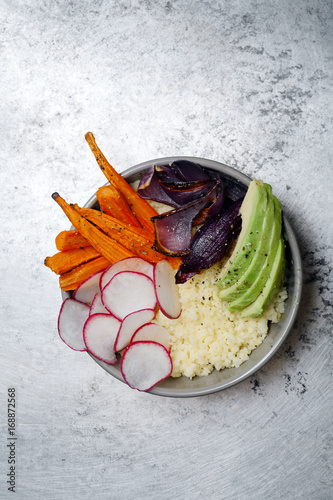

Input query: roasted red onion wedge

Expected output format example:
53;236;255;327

161;178;215;206
192;180;225;226
137;165;179;207
203;168;247;203
151;196;210;256
151;181;222;256
169;160;211;181
138;164;214;207
138;161;215;208
175;197;244;284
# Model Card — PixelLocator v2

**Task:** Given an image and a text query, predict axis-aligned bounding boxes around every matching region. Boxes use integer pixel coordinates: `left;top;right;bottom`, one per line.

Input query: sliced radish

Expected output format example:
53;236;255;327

114;309;155;352
58;298;90;351
131;323;171;352
100;257;154;290
73;271;103;304
89;292;109;316
154;259;181;319
102;271;157;320
120;341;172;391
83;313;120;364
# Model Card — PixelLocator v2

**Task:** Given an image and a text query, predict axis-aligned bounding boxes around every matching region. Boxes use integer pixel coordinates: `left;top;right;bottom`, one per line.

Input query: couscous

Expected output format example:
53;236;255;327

155;260;287;379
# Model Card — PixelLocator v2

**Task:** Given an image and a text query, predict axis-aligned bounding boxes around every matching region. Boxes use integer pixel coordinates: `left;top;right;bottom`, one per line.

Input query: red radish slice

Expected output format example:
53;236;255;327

120;341;172;391
154;259;181;319
131;323;171;352
89;292;109;316
102;271;157;320
73;271;103;304
83;313;120;364
114;309;155;352
100;257;154;290
58;298;90;351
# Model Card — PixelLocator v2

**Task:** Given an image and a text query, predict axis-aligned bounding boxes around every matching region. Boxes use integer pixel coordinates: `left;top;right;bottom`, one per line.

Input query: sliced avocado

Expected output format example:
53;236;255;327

218;187;276;302
215;179;269;290
240;237;286;318
226;195;282;311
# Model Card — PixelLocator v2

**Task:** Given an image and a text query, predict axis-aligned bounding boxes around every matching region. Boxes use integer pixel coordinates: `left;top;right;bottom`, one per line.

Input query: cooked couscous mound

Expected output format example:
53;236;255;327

154;261;288;379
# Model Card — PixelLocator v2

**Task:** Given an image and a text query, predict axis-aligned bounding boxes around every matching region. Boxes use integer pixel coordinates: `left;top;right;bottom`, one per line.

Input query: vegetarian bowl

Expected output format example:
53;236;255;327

62;156;302;398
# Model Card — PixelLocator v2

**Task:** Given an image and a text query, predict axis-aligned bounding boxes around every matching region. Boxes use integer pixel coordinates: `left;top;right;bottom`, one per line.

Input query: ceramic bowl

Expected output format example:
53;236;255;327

63;157;302;397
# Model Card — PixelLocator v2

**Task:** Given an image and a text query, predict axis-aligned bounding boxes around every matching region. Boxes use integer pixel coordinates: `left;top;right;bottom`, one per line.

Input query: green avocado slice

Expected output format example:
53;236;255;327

239;237;286;318
218;186;276;302
226;195;282;311
215;179;269;290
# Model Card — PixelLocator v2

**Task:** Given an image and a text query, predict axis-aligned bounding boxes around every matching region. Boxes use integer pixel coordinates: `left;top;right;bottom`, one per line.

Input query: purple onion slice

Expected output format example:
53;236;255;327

175;197;244;284
224;178;247;202
151;195;213;256
137;165;180;207
161;178;216;206
193;180;225;226
170;160;211;181
137;161;215;208
202;167;248;202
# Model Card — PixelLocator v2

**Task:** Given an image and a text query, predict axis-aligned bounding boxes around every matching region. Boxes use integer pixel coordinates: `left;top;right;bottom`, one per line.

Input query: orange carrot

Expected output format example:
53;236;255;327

55;229;90;251
73;205;155;242
74;205;182;268
167;256;183;270
96;185;142;228
73;205;166;264
59;256;111;291
52;193;137;263
85;132;158;231
44;246;101;275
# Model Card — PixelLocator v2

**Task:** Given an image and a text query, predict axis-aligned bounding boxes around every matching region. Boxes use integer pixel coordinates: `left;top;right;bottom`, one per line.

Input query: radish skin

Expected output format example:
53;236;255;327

89;292;109;316
120;341;172;391
114;309;155;352
58;298;90;351
100;257;154;290
101;271;157;320
73;270;103;304
83;313;120;364
131;323;171;352
154;259;181;319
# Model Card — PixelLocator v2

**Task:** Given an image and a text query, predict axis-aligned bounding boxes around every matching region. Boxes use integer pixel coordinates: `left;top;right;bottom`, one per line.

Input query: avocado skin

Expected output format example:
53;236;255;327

218;187;277;302
240;237;286;318
226;195;282;310
215;179;269;290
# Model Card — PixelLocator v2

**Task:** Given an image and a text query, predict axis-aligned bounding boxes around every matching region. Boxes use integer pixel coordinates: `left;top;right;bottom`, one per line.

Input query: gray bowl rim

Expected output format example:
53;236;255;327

62;156;303;398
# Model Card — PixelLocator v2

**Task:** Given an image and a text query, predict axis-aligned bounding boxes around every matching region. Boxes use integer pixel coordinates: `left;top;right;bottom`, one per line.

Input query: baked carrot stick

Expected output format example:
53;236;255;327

73;205;155;242
96;185;142;228
55;229;90;251
52;193;137;263
59;256;111;291
44;246;101;275
74;205;183;268
85;132;158;231
167;256;183;270
73;205;165;264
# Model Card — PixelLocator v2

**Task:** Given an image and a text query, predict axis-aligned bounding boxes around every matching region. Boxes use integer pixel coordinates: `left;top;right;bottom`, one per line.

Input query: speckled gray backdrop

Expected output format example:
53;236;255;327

1;1;332;499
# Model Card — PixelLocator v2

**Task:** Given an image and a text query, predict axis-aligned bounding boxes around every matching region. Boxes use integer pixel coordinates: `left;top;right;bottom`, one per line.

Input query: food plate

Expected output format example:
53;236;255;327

62;156;302;397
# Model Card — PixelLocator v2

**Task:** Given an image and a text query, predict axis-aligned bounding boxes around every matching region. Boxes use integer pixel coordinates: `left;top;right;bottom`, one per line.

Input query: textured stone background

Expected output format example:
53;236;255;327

1;1;332;499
